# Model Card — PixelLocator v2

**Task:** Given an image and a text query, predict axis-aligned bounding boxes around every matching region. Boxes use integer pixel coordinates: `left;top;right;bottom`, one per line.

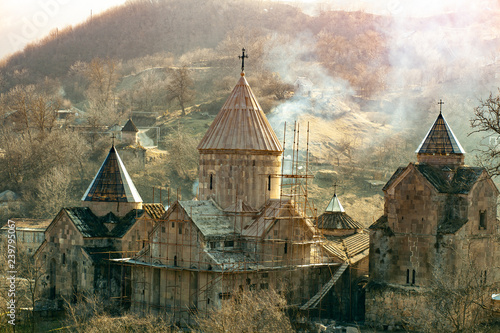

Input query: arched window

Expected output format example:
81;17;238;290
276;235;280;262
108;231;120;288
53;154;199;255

268;175;271;191
209;174;213;190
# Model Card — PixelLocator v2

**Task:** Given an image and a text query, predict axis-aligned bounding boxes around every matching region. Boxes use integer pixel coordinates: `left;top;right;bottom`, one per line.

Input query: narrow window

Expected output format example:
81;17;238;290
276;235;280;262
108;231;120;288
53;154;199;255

174;256;178;266
178;226;182;234
62;253;66;265
412;269;416;285
209;174;213;190
284;242;288;254
268;175;271;191
479;210;487;230
171;221;175;228
484;270;487;284
406;269;410;284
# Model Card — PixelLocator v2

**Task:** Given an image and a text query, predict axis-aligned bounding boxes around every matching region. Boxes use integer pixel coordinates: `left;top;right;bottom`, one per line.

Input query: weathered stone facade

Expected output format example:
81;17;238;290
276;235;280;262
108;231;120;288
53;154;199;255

366;112;500;329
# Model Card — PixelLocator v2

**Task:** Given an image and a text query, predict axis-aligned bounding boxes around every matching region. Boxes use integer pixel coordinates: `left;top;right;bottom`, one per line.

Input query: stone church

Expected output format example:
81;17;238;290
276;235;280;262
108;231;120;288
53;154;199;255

124;69;369;324
35;145;164;306
34;65;369;324
366;111;500;329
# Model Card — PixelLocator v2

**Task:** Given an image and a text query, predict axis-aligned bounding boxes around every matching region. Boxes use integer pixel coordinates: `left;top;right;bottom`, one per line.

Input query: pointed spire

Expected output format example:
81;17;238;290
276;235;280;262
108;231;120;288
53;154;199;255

197;74;283;152
416;113;465;155
82;146;142;203
325;194;345;213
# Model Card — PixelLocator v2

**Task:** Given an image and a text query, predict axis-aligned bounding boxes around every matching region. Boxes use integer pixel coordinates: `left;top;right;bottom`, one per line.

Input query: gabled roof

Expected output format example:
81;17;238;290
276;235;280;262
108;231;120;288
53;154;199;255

382;164;485;195
177;200;234;237
122;118;138;132
197;74;283;153
322;233;369;263
416;113;465;155
82;146;142;203
62;207;145;238
369;215;389;230
242;199;316;238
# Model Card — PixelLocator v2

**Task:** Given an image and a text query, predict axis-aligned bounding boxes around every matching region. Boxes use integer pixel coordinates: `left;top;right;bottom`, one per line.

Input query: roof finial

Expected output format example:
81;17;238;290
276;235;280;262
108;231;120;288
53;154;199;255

333;183;338;196
438;99;444;115
238;48;248;74
111;133;116;147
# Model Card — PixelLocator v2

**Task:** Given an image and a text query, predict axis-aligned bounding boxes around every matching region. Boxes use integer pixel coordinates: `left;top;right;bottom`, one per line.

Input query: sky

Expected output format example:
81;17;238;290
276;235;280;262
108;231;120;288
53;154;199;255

0;0;127;61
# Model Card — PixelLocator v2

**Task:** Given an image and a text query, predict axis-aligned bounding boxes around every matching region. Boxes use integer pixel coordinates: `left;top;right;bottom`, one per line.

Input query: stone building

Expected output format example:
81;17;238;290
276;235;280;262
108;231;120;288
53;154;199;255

124;70;360;324
35;145;163;306
316;193;369;321
0;218;51;254
366;111;500;329
121;118;139;146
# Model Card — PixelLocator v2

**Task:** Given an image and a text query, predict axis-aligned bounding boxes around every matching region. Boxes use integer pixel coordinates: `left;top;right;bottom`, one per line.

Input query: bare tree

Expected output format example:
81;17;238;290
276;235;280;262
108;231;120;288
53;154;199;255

4;85;59;142
166;66;194;116
195;289;293;333
470;90;500;176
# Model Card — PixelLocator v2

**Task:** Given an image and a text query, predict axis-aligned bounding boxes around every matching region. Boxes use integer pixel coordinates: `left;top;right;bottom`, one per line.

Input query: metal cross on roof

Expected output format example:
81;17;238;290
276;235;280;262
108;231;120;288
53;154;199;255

438;99;444;114
238;48;248;72
111;133;116;146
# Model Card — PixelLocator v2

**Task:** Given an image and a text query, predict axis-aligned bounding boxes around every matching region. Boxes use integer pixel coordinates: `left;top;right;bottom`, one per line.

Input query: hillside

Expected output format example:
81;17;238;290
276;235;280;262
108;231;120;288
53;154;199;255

0;0;500;223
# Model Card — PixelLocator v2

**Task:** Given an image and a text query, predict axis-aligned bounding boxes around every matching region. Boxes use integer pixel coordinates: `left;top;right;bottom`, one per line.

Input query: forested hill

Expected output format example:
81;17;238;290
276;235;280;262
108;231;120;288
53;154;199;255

0;0;388;91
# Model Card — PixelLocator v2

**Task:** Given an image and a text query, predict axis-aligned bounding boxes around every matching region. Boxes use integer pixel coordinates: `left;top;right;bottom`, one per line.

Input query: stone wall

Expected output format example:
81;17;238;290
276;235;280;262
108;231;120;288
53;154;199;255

198;151;281;211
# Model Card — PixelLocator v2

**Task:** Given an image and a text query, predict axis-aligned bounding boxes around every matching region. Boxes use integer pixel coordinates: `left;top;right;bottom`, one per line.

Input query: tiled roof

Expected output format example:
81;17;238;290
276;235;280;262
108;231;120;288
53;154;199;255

322;239;347;261
317;194;363;230
122;118;138;132
63;207;144;238
382;167;406;191
383;164;484;195
343;233;369;258
416;164;484;194
317;212;364;230
322;233;369;262
369;215;389;230
143;203;166;220
178;200;234;237
416;113;465;155
82;146;142;203
197;74;283;153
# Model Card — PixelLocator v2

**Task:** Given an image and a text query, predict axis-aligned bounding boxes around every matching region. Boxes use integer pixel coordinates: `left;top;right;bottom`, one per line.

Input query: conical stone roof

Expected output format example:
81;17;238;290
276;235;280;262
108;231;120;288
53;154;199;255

197;73;283;153
82;146;142;203
318;194;364;230
416;113;465;155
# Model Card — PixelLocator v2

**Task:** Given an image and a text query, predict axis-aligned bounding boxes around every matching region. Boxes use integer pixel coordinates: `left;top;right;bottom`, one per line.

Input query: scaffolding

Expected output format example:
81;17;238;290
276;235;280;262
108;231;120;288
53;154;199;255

102;121;345;325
